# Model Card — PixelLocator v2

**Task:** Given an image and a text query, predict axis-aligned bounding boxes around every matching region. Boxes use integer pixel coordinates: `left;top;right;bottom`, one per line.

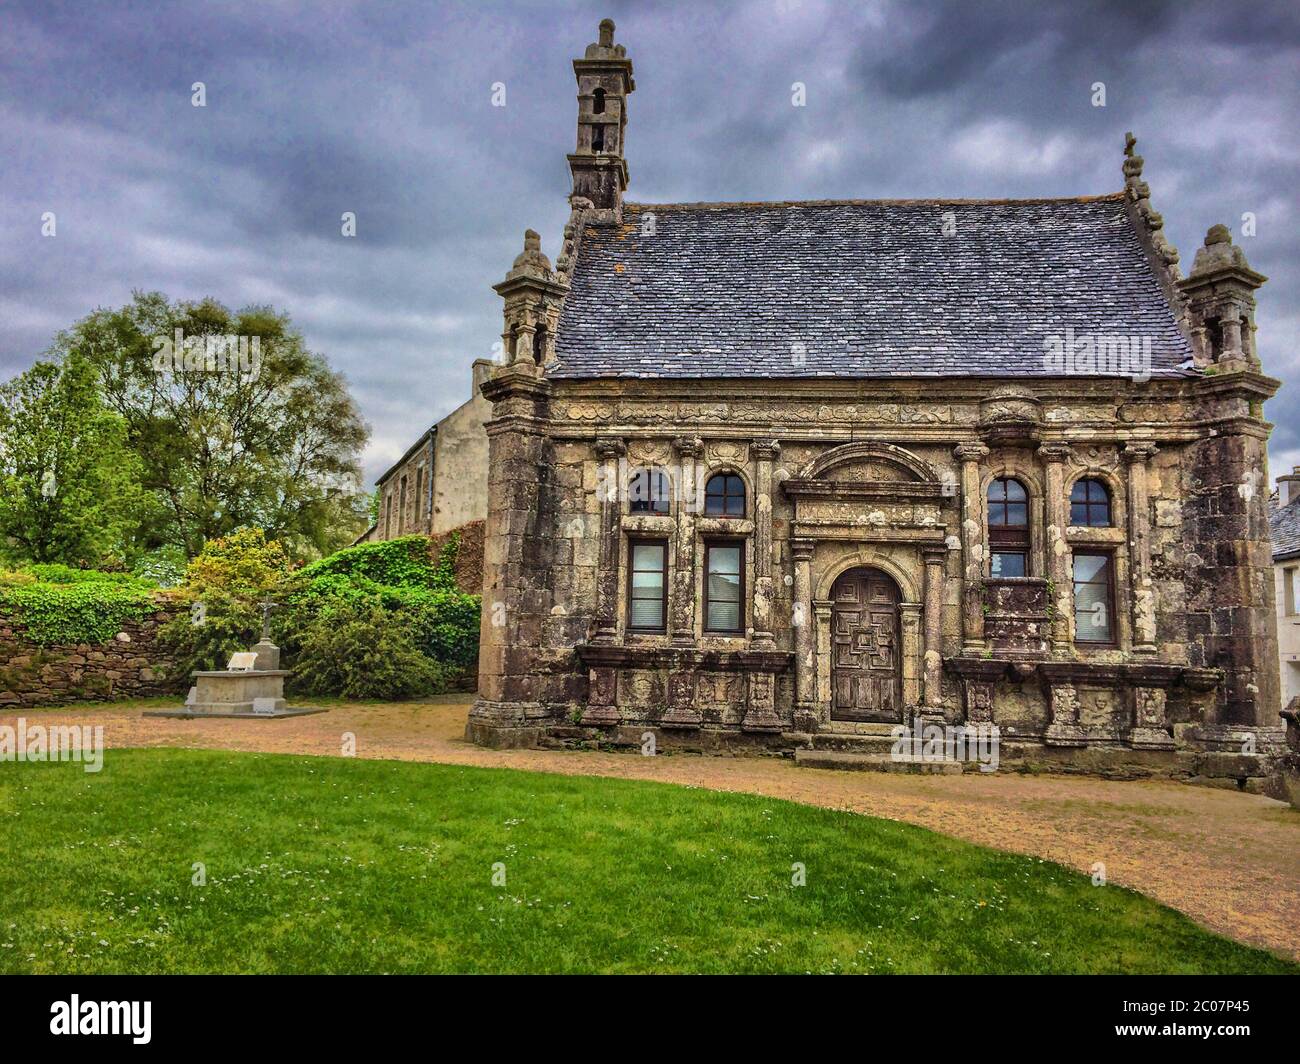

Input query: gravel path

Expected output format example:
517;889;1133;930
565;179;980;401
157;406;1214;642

8;696;1299;960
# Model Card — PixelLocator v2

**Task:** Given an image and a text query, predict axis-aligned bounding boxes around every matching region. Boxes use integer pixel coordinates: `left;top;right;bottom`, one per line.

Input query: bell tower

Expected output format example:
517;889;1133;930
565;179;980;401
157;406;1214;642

567;18;634;219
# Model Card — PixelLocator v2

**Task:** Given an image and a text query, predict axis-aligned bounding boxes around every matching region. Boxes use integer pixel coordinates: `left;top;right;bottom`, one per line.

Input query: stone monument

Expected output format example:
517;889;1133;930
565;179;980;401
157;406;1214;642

144;601;327;720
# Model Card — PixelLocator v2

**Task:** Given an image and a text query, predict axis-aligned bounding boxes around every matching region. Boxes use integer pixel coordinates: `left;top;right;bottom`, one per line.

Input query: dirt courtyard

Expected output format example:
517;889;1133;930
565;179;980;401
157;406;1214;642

8;695;1299;961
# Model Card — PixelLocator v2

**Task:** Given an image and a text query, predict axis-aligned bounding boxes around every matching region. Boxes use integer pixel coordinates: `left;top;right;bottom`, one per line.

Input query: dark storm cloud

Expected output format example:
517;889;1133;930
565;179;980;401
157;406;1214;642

1;0;1297;481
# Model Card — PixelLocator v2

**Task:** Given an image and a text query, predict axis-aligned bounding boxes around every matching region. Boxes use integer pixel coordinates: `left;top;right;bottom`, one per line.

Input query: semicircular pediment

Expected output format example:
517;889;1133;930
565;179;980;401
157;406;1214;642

801;441;939;484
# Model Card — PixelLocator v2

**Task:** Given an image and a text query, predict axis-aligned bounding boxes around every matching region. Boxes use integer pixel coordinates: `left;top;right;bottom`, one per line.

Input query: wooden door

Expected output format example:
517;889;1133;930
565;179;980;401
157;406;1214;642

831;569;902;723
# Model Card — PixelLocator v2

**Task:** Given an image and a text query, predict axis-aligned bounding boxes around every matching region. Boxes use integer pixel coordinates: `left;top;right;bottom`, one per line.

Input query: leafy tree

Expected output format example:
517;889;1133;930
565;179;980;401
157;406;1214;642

51;291;370;560
0;356;152;566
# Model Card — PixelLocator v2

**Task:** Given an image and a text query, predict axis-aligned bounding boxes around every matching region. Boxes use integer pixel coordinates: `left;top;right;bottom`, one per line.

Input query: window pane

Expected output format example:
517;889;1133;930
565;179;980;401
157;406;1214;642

707;599;741;631
631;543;663;571
708;570;740;602
1073;553;1113;642
1073;553;1108;583
631;570;663;590
630;597;663;629
1070;501;1089;525
991;552;1026;578
1074;597;1112;641
1004;479;1026;501
1005;503;1028;527
1070;480;1088;502
708;546;741;577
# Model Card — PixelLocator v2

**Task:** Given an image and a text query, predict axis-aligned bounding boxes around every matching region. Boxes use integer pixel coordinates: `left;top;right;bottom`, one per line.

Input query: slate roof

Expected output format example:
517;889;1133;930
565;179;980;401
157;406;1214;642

1270;497;1300;561
551;195;1195;379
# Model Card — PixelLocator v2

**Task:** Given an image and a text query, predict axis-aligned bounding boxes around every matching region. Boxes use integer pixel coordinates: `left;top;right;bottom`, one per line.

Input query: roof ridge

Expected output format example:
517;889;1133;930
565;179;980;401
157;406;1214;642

623;193;1127;210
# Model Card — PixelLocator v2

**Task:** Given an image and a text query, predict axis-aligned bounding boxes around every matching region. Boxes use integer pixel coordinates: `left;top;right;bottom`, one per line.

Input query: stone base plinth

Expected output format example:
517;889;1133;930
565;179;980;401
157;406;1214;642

144;707;328;720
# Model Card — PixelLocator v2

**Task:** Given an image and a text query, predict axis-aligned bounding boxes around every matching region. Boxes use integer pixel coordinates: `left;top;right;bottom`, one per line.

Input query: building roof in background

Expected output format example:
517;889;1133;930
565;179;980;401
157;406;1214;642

1270;495;1300;561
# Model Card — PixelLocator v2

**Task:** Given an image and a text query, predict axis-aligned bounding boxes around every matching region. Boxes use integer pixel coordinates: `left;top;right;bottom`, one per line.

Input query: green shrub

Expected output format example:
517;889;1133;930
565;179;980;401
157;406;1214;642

297;535;442;589
292;532;480;674
155;593;260;677
0;581;157;645
182;527;292;601
289;602;446;700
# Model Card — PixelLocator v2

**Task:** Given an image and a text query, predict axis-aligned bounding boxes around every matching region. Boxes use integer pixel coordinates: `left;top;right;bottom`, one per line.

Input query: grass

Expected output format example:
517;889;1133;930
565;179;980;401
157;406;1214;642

0;748;1293;974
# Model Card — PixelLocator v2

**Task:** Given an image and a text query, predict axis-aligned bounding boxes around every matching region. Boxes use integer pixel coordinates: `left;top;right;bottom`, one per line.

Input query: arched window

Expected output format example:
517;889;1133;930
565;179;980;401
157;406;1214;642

1070;478;1112;527
532;324;548;366
629;467;670;514
591;123;605;152
988;476;1029;577
592;87;606;114
704;473;745;517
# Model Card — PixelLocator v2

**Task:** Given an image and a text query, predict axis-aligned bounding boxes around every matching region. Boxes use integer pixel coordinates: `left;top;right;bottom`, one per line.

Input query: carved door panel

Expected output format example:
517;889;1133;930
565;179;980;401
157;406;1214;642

831;569;902;723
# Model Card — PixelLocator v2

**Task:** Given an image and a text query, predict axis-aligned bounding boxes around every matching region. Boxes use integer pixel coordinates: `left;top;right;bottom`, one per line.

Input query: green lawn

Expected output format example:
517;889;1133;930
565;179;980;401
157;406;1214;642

0;749;1293;974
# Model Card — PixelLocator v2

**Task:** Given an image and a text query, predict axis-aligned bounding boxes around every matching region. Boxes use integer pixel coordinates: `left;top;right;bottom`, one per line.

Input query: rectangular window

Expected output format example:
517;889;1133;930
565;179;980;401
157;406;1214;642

398;475;408;534
414;467;425;528
990;551;1027;578
1287;567;1298;617
383;493;392;539
627;540;668;632
1073;551;1115;643
704;541;744;633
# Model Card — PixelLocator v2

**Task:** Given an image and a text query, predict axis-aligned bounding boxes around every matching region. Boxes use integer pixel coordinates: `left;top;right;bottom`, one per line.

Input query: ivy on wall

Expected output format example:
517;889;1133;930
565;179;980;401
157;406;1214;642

0;581;159;645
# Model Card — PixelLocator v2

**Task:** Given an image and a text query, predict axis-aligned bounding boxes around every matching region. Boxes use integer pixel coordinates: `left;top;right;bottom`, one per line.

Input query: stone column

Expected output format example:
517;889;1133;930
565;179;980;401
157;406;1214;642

670;436;703;645
1123;441;1158;652
954;442;990;652
814;600;833;719
750;440;781;648
791;538;816;731
592;437;626;645
921;546;947;720
468;366;553;746
1038;443;1073;653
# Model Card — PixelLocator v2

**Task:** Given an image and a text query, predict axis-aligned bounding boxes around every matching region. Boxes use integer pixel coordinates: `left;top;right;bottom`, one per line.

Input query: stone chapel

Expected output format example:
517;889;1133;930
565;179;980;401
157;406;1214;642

468;19;1284;780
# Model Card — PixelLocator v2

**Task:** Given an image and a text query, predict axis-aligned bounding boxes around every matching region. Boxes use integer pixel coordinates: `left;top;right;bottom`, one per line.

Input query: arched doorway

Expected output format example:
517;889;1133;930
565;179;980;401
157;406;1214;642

830;567;902;723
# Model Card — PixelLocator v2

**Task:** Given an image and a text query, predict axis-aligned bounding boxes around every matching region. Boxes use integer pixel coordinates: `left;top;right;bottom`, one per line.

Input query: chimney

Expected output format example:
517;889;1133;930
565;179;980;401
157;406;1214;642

471;357;493;394
1279;466;1300;506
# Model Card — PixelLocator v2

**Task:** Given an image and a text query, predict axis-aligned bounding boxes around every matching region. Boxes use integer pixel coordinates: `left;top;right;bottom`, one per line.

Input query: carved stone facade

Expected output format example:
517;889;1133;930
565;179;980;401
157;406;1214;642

467;21;1285;782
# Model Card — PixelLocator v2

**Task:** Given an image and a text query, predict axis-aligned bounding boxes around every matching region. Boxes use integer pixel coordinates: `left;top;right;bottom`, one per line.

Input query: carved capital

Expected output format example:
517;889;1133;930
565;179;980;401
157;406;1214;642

1037;442;1072;464
749;439;782;462
922;546;947;566
594;436;626;460
671;435;704;459
791;537;816;562
953;442;990;464
1122;441;1158;465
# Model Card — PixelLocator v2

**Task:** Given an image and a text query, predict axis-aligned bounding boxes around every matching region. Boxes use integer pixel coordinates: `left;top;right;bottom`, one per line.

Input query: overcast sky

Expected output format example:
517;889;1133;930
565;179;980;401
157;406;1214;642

2;0;1297;486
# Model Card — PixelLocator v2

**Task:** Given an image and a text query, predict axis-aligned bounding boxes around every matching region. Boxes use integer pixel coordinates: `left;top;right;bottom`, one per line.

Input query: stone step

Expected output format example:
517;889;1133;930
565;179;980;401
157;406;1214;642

805;735;900;755
793;748;964;774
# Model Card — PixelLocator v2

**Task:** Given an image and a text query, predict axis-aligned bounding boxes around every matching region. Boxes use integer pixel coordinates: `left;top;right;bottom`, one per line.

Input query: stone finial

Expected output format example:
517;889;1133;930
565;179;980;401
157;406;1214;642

509;229;553;275
1189;223;1251;277
585;18;624;58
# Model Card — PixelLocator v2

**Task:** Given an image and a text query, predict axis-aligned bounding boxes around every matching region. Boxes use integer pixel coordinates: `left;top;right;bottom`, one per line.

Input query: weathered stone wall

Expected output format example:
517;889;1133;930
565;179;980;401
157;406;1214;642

0;603;184;708
431;362;493;535
471;369;1284;774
